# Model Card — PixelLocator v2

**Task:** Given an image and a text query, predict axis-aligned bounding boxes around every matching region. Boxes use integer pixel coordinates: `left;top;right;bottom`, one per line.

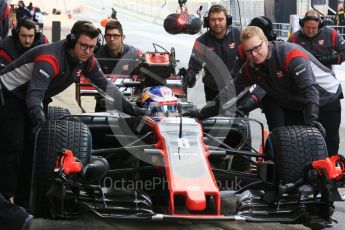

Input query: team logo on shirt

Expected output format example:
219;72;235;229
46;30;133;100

276;70;283;78
294;63;306;76
76;69;82;77
228;43;235;49
318;40;325;46
39;69;50;79
207;46;215;51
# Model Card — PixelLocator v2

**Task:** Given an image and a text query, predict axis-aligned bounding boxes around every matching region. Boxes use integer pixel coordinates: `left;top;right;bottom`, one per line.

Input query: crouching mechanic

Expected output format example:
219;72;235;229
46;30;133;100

0;18;49;70
0;20;147;207
95;20;141;112
186;26;342;156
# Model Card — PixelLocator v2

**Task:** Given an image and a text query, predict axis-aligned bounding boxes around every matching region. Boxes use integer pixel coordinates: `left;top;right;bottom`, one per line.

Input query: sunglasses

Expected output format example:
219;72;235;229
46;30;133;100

244;41;264;55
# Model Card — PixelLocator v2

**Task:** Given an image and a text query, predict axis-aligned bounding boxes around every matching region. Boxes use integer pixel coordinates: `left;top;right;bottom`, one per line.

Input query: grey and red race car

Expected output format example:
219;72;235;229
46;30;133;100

31;46;345;229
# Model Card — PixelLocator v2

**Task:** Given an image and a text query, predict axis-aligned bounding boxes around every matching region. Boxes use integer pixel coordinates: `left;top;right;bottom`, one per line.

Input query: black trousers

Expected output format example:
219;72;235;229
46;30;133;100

262;95;341;156
319;99;341;155
0;91;33;205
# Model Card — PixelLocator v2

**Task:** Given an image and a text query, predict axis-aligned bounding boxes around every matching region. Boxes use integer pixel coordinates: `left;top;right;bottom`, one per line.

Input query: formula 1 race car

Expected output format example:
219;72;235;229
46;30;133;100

76;43;186;112
31;47;345;229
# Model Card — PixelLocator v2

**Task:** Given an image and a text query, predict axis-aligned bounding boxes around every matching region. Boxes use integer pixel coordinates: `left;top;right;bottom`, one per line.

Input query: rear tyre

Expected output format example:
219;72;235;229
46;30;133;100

265;126;327;183
47;106;71;120
31;120;91;218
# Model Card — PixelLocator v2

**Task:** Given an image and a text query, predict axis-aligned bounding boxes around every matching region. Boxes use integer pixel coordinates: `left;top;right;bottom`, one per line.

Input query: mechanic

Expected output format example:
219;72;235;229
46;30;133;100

94;20;142;111
0;0;9;39
0;18;49;70
15;1;32;20
0;20;147;209
182;4;240;102
230;16;276;110
186;26;343;156
288;10;345;70
287;10;344;156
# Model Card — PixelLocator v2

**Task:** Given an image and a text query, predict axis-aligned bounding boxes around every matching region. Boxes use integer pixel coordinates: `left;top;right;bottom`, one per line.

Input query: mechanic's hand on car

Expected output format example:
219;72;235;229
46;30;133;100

303;103;326;137
29;106;46;134
132;106;150;116
178;67;196;88
236;94;259;116
183;100;219;120
307;120;326;138
120;97;149;117
315;54;342;65
183;108;201;118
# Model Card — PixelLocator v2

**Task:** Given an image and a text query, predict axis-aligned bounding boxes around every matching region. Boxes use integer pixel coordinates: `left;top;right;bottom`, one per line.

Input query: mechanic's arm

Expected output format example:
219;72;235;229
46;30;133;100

221;65;258;113
26;61;56;128
316;29;345;65
26;62;55;110
288;56;319;125
183;40;204;88
186;66;255;119
84;58;146;116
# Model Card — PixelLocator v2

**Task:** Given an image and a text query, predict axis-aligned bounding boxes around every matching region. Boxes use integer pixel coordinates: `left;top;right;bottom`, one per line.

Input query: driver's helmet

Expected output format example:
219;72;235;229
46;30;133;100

141;86;178;116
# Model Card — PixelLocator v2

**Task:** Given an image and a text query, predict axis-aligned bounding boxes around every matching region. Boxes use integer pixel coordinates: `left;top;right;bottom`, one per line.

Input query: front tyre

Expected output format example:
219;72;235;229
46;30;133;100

265;126;328;183
31;120;91;218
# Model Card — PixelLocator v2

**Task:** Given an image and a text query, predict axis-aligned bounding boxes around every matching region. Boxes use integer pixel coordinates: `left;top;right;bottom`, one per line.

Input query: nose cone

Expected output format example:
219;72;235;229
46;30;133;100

185;188;207;211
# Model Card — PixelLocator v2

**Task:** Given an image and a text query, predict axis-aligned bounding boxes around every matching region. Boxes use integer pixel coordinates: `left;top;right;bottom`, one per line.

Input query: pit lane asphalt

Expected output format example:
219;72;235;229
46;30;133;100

28;2;345;229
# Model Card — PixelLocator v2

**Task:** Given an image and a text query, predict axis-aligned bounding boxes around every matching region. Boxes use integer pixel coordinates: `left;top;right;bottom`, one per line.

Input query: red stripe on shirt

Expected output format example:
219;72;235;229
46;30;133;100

42;35;49;44
289;34;296;43
332;29;337;49
285;49;309;72
245;61;253;82
0;49;13;63
3;4;10;21
87;56;95;72
34;54;59;76
238;44;245;60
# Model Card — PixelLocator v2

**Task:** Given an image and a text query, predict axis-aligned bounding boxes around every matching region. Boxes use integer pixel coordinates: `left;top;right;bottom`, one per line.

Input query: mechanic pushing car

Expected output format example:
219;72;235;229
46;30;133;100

0;18;49;71
229;16;276;114
288;9;344;156
95;20;141;112
0;20;147;209
186;26;343;156
182;4;240;102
